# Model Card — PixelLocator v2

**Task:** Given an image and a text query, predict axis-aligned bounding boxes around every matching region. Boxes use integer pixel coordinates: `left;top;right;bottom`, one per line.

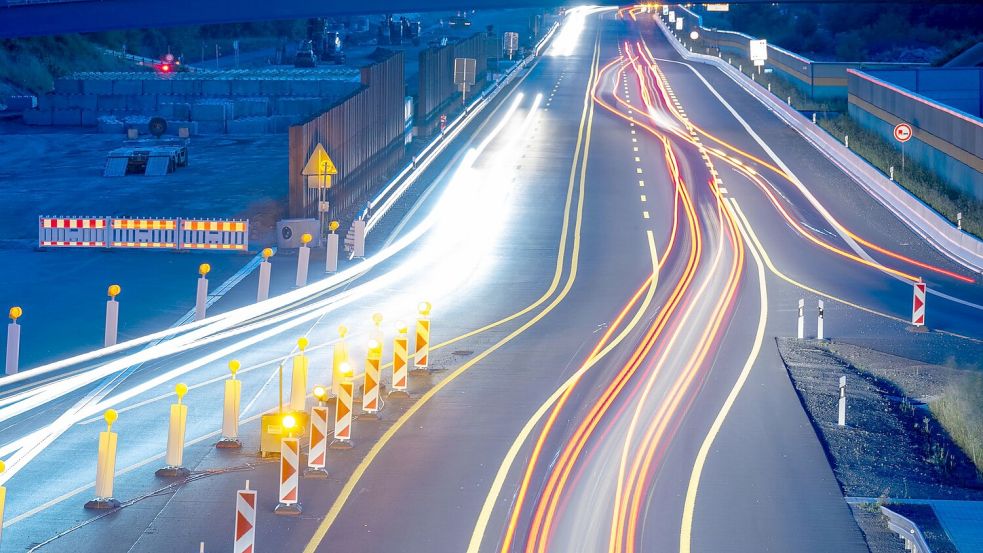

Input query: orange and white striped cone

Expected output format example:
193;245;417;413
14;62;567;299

331;325;350;399
289;337;309;413
217;360;242;449
305;386;329;479
330;362;354;450
414;301;432;372
156;383;190;478
232;480;256;553
359;340;383;420
389;324;410;399
85;410;121;509
274;415;301;515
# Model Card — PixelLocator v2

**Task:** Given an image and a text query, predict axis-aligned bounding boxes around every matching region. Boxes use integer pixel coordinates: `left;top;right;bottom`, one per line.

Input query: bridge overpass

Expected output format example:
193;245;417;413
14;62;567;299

1;0;921;38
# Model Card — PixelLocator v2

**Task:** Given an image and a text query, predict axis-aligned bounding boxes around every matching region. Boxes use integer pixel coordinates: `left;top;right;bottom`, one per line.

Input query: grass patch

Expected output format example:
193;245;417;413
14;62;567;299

931;372;983;476
0;35;131;94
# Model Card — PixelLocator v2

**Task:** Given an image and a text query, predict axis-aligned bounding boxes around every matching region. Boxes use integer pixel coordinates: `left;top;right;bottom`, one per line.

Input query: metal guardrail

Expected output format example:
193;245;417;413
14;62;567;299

99;47;201;73
355;20;560;241
655;16;983;273
881;505;933;553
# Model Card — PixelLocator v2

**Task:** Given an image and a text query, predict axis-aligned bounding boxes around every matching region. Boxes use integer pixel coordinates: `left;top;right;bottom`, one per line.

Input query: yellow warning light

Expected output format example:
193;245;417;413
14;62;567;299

329;221;340;232
262;247;274;259
104;409;119;431
199;263;211;276
313;385;327;401
228;359;241;376
339;361;353;377
0;459;5;474
297;337;309;351
175;383;188;402
367;339;381;353
338;324;348;338
372;312;383;326
418;301;432;316
8;306;22;321
301;233;313;245
107;284;121;298
282;414;297;430
396;321;408;334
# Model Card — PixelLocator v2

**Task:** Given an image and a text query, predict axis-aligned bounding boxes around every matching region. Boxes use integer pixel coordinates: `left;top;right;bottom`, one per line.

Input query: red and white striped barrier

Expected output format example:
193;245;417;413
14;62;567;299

38;216;108;247
306;398;329;479
233;481;256;553
275;432;302;515
415;301;432;370
331;363;354;449
912;281;927;327
360;340;382;419
390;324;410;398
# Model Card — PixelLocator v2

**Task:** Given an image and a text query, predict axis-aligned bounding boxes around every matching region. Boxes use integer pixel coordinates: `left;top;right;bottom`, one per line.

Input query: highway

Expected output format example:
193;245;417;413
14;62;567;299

1;7;981;553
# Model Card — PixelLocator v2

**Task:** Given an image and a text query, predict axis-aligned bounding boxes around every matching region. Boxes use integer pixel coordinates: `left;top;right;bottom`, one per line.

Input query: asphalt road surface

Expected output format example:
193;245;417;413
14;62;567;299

1;8;980;553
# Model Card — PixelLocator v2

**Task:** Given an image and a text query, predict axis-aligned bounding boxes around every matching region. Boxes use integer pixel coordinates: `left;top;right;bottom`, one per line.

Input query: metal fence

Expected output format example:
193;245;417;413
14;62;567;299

417;33;489;124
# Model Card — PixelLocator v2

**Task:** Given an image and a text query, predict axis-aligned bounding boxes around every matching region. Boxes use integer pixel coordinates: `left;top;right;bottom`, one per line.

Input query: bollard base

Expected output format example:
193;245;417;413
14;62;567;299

155;466;191;478
388;390;411;400
357;411;382;421
409;368;430;376
908;325;929;333
216;437;242;449
84;497;121;510
329;439;354;450
274;502;303;516
304;467;330;479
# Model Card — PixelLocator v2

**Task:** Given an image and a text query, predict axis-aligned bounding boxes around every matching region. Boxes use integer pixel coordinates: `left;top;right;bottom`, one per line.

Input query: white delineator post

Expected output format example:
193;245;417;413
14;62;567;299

389;324;410;399
290;337;310;413
157;383;190;478
817;300;825;340
305;386;329;479
275;416;302;515
325;221;340;273
796;299;805;340
233;481;256;553
838;376;847;427
352;219;366;258
195;263;211;322
912;281;927;327
331;362;354;449
85;410;121;509
217;360;242;449
257;248;273;302
104;285;121;347
296;233;312;287
5;307;22;376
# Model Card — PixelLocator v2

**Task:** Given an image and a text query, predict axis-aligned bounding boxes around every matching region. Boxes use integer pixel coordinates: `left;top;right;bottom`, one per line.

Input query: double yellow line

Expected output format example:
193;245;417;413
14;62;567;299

302;33;604;553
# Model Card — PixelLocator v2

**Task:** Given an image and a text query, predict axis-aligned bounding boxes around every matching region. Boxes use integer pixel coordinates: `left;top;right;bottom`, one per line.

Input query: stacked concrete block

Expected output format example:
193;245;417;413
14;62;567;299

230;80;262;96
159;102;191;120
234;97;269;117
23;109;53;126
96;95;128;112
97;116;125;134
276;97;325;118
54;78;82;94
81;109;98;127
126;95;158;112
52;109;82;126
112;80;142;96
260;80;290;97
82;80;113;95
143;79;174;95
170;80;201;96
227;117;269;134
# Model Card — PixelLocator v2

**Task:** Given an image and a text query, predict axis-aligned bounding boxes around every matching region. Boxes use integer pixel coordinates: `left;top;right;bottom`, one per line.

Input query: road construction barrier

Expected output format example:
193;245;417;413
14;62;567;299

218;360;243;449
85;410;121;509
104;285;121;347
233;481;256;553
38;216;108;247
180;219;249;251
331;362;354;449
38;216;250;252
156;383;190;478
296;234;312;287
912;281;926;326
111;217;179;249
6;307;21;376
290;338;309;413
415;302;432;370
360;340;382;418
195;263;210;321
331;325;349;398
275;416;301;515
305;386;329;479
390;324;409;398
257;248;273;303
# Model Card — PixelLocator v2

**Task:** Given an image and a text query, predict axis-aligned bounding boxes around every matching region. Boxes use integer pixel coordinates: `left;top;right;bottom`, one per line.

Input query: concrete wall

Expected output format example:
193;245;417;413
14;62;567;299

848;69;983;200
863;68;983;118
288;52;406;218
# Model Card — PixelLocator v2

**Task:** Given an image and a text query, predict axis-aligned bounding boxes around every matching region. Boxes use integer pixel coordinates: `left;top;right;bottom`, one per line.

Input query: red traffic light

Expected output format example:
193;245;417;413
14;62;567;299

160;63;171;73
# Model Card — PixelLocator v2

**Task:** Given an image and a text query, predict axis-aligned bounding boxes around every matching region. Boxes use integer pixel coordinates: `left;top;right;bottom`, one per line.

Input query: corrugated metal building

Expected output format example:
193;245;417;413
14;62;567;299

416;33;489;130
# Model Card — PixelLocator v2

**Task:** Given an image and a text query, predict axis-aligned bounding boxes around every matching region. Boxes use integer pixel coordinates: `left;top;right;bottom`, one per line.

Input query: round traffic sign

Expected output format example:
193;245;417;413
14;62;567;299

894;123;912;143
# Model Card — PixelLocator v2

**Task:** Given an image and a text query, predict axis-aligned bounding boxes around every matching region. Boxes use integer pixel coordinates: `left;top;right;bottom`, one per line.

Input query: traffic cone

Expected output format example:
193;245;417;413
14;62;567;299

195;263;210;321
233;480;256;553
5;307;21;376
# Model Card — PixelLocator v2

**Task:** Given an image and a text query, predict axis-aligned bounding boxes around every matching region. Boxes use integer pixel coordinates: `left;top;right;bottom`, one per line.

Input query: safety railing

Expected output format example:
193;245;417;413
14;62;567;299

39;215;248;251
881;506;933;553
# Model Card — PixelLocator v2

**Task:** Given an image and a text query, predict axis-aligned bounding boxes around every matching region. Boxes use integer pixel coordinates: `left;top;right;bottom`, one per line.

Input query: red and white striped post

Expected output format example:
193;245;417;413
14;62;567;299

274;415;301;515
389;323;410;399
414;301;432;371
912;281;927;327
5;307;22;376
305;385;329;479
104;285;121;347
217;360;242;449
359;340;383;420
330;362;354;449
232;481;256;553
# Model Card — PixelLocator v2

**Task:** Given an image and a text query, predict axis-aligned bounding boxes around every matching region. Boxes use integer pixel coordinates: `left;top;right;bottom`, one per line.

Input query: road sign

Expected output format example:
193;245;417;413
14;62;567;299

675;17;684;31
894;123;912;143
912;281;926;326
454;57;477;86
302;144;337;189
668;11;676;23
706;3;730;11
504;32;519;57
750;39;768;62
662;5;669;15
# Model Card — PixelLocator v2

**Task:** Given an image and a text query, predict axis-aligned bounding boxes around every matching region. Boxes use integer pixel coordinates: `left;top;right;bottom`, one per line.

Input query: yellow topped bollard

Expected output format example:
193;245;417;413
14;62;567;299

217;360;242;449
296;234;312;287
85;409;121;509
195;263;211;321
325;221;341;273
331;325;350;398
330;361;354;449
5;307;22;376
414;301;432;371
390;322;411;399
290;337;310;413
104;284;121;348
257;247;275;303
157;383;191;478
